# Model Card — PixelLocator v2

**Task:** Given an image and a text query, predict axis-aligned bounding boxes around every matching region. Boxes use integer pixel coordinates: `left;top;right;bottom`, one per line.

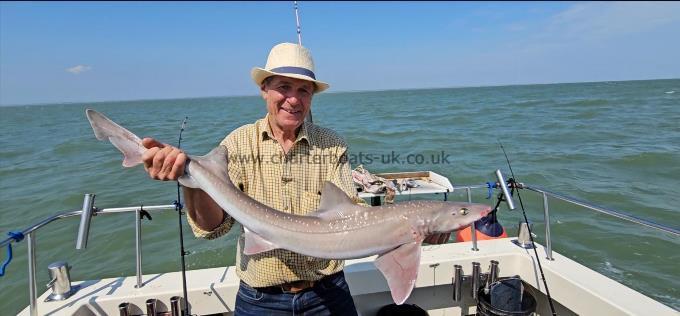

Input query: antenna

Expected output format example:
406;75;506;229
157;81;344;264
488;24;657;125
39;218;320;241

294;1;314;123
294;1;303;45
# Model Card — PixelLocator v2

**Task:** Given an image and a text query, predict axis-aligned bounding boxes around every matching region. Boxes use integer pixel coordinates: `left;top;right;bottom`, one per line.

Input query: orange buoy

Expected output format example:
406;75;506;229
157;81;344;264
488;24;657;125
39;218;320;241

456;226;507;241
456;212;507;242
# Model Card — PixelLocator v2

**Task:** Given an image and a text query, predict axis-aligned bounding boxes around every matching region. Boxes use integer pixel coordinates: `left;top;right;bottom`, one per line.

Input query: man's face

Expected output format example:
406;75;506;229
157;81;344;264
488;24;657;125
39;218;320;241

262;76;314;133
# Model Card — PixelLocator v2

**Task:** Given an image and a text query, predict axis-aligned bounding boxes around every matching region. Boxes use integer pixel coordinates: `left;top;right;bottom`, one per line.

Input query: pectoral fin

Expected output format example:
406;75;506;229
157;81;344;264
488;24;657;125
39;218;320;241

243;227;279;255
178;172;200;189
374;242;422;305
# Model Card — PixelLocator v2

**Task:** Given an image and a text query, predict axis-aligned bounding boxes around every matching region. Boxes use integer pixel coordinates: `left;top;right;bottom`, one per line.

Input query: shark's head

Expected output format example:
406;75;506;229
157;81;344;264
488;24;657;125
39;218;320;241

428;201;492;233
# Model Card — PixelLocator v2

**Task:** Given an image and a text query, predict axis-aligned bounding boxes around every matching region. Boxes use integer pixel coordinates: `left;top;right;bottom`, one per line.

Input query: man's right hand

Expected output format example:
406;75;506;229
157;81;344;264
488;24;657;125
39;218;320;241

141;137;188;181
143;138;226;231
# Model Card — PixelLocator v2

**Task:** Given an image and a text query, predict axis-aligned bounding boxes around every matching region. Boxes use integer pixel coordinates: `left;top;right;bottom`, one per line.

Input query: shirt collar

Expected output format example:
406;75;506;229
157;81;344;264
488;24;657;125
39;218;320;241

259;113;310;144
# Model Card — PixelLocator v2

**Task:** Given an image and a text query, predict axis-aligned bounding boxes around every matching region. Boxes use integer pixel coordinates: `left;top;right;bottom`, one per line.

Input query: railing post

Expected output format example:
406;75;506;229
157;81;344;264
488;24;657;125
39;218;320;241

135;209;143;288
542;192;553;260
27;232;37;316
467;187;479;251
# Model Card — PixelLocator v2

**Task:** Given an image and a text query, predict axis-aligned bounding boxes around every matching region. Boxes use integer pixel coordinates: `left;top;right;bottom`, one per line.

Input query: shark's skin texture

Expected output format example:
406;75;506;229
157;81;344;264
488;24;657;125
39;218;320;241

86;109;491;304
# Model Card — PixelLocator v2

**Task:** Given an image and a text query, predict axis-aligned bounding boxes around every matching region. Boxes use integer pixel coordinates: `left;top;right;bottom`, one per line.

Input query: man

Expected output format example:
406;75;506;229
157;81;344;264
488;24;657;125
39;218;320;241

141;42;449;315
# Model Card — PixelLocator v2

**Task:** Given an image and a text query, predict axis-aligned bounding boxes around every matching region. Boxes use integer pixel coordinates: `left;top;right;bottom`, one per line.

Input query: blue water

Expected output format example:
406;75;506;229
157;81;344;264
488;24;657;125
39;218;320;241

1;79;679;313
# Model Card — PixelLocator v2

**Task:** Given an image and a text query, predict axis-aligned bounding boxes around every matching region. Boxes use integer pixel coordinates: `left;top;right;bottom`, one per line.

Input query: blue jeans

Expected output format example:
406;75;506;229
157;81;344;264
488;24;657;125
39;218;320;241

234;271;358;316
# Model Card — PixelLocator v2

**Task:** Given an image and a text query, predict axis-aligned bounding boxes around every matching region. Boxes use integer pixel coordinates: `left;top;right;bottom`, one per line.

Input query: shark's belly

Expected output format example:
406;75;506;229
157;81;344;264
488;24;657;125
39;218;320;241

271;220;416;259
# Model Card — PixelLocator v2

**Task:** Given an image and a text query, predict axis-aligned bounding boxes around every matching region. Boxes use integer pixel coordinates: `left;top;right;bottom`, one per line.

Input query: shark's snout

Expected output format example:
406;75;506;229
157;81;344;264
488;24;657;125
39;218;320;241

481;207;492;217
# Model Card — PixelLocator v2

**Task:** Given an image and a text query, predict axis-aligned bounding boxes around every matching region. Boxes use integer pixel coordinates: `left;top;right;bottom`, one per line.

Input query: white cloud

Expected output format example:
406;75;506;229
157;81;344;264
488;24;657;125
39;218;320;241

66;65;92;74
499;2;680;58
547;2;680;41
441;2;680;86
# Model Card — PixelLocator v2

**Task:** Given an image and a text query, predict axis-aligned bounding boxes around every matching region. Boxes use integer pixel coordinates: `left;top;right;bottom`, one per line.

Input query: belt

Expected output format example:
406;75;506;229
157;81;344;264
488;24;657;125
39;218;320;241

254;279;316;294
253;272;342;294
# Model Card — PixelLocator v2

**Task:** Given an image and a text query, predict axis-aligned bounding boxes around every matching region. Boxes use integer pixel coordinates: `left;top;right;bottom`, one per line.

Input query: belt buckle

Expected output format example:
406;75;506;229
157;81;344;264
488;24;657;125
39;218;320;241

280;280;313;294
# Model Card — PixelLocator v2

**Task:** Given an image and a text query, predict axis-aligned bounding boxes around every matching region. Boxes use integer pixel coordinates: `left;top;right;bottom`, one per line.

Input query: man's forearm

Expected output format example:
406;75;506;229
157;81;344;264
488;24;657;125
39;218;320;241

183;186;226;231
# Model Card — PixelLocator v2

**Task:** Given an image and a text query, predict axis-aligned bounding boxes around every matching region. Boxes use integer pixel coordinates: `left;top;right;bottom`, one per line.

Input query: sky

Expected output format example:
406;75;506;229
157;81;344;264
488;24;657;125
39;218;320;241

1;1;679;106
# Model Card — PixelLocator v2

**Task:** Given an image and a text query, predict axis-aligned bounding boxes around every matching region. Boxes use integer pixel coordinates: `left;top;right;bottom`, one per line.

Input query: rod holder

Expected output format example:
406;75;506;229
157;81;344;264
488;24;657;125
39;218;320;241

486;260;499;291
495;170;515;210
76;194;96;250
471;262;481;300
452;264;463;302
146;298;158;316
170;296;182;316
118;302;130;316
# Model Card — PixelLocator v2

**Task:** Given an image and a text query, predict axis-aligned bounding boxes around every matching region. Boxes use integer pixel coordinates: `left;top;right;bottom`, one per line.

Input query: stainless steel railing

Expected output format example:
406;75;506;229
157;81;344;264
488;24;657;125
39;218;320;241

1;196;177;316
525;185;679;235
2;184;679;315
452;183;680;259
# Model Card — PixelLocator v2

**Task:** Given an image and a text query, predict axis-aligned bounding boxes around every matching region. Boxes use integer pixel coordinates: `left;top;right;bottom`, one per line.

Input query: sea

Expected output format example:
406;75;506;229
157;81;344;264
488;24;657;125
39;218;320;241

1;79;678;313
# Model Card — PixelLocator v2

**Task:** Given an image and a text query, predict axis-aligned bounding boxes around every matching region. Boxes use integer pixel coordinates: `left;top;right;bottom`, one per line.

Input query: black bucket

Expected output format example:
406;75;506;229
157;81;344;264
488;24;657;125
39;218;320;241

476;277;537;316
377;303;429;316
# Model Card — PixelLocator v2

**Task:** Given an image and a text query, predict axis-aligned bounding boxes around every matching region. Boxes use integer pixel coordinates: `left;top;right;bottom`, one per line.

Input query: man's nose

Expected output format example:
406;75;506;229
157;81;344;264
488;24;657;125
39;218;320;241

286;93;302;106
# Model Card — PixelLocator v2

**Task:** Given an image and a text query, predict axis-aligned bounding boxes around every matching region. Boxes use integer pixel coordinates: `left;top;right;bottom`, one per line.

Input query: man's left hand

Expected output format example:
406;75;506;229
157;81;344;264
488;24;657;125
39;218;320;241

424;232;451;244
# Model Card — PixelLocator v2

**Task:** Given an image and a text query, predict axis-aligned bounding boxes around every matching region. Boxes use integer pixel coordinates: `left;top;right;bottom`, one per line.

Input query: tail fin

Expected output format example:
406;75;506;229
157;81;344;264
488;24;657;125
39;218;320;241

86;109;144;167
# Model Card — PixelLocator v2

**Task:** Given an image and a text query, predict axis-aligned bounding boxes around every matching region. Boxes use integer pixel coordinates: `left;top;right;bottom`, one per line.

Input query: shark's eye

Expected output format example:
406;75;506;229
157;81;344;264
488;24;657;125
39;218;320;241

459;208;469;215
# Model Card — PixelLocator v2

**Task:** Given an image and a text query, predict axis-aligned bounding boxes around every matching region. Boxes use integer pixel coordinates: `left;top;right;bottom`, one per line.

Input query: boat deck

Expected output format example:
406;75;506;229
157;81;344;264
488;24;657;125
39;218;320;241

20;238;677;315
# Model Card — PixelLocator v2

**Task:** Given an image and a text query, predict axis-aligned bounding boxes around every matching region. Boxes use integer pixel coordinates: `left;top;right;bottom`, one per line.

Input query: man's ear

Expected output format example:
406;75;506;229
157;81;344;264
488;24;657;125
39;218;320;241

260;84;267;99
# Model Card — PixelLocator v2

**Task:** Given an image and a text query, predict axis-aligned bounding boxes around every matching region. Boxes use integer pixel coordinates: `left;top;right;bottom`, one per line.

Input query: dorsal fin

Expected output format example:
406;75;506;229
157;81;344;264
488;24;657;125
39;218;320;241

243;227;279;255
309;182;361;220
319;182;354;210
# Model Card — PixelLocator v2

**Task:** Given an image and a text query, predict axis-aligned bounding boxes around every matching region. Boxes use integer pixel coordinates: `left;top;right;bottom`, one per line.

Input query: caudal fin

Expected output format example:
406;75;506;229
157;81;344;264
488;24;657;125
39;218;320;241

86;109;144;167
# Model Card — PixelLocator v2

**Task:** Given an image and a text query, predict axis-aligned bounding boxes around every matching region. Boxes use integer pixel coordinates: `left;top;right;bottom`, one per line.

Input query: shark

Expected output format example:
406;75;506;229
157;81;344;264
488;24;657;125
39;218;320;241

85;109;491;305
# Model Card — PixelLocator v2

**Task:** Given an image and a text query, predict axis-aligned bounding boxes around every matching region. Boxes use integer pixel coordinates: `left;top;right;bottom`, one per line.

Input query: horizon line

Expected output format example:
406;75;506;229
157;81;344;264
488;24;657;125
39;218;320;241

1;77;678;108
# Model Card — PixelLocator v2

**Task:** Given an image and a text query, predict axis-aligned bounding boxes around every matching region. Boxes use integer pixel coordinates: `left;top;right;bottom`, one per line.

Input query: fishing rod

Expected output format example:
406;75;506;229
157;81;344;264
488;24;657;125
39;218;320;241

498;141;558;316
176;117;190;316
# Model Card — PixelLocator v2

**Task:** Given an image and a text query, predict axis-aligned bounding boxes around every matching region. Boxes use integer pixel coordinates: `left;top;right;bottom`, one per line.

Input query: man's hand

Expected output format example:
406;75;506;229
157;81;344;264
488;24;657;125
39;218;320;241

424;232;452;245
141;137;187;181
142;138;224;231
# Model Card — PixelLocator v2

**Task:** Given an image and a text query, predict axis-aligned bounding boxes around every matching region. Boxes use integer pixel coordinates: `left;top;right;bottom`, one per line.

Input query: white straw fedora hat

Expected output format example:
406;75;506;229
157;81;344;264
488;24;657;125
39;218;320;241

251;42;329;93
